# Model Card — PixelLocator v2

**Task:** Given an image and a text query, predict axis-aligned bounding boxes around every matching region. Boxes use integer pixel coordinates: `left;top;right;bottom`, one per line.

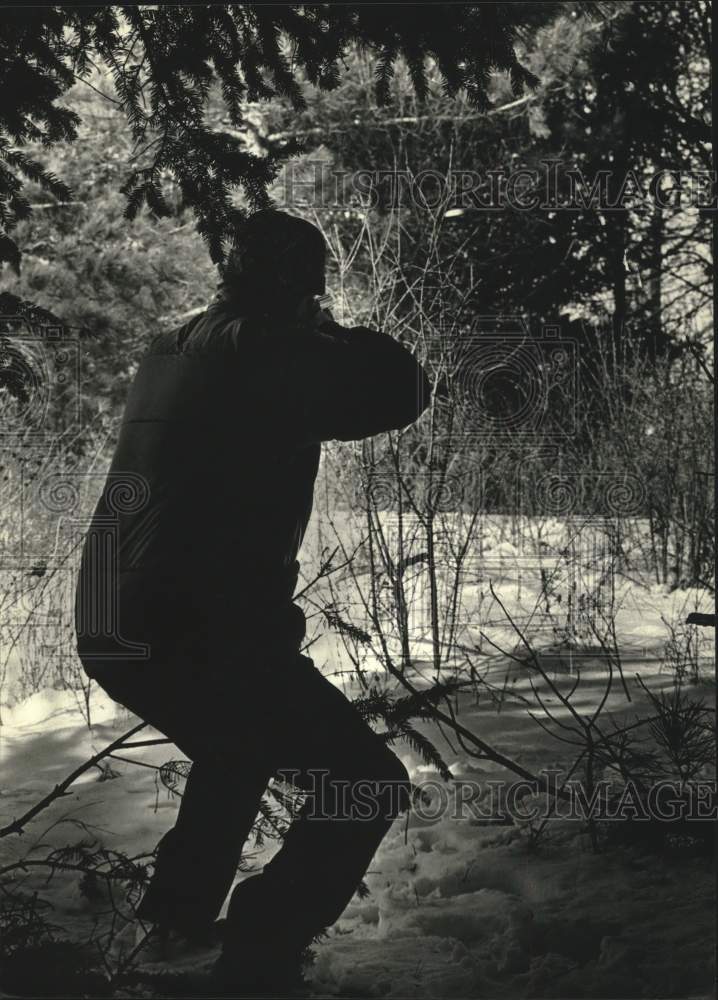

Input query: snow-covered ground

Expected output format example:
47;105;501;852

0;639;714;996
0;515;714;998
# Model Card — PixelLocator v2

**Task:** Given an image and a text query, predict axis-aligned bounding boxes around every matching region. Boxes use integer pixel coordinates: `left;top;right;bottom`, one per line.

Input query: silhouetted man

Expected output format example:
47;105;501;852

75;209;431;993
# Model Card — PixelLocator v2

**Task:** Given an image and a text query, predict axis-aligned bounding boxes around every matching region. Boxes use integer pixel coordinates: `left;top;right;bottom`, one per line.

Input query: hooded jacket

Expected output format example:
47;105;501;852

74;298;431;669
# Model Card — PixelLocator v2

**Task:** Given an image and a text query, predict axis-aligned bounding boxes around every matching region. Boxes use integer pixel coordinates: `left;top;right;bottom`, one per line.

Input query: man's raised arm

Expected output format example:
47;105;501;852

297;321;432;443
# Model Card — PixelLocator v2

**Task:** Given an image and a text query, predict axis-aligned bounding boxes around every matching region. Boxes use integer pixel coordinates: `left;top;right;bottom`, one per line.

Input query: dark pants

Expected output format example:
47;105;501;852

84;633;410;959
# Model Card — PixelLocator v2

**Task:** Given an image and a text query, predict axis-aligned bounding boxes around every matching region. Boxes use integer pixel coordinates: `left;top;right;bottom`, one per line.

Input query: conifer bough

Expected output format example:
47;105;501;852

0;3;605;270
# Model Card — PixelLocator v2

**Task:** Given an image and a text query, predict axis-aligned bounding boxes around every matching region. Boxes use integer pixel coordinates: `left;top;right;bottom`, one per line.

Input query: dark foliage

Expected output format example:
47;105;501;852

0;4;605;270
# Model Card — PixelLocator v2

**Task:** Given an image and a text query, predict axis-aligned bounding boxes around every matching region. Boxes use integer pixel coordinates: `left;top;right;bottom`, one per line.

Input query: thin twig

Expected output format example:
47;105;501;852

0;722;147;838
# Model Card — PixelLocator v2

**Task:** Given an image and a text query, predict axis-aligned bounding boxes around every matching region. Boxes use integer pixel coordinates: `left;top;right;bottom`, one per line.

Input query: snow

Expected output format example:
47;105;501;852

0;518;714;997
1;662;714;997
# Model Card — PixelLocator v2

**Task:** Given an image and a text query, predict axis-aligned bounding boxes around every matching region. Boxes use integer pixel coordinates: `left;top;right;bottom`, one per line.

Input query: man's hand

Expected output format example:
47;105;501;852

314;307;335;328
295;294;335;331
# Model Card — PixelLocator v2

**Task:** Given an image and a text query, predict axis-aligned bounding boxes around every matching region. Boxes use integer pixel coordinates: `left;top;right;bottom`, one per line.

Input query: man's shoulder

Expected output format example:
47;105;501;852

143;307;372;365
145;309;209;356
300;317;374;346
145;306;256;359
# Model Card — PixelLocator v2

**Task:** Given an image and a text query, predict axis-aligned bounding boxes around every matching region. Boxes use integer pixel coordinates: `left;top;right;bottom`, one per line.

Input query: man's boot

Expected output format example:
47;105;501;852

210;873;314;995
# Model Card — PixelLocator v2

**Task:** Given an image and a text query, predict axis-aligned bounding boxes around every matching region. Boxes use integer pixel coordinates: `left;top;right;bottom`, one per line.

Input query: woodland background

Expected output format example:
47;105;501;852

0;4;714;998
